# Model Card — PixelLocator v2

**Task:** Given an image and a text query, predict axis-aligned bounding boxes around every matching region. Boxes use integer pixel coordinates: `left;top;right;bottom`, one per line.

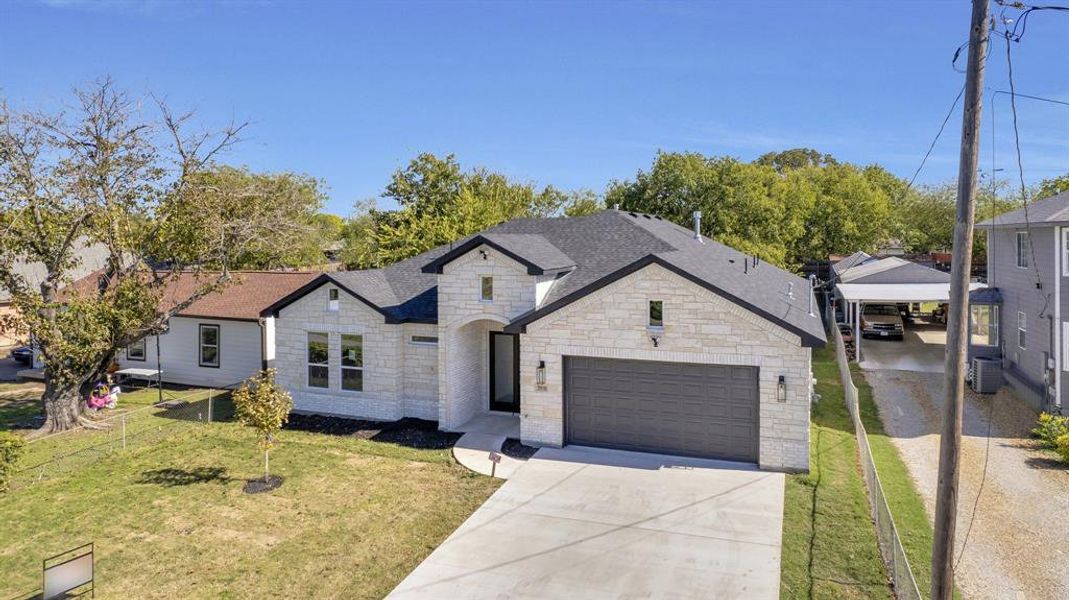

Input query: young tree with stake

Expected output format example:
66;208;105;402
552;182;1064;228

232;369;293;485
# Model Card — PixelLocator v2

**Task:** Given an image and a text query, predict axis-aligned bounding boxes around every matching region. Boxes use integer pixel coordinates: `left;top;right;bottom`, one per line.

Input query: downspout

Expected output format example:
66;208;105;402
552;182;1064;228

258;317;268;371
855;301;862;363
1055;226;1062;409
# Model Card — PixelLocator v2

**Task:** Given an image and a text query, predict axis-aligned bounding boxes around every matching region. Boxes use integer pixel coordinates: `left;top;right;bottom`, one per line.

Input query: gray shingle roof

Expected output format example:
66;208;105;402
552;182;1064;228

976;190;1069;227
270;210;826;345
832;251;873;275
0;238;110;303
838;257;950;284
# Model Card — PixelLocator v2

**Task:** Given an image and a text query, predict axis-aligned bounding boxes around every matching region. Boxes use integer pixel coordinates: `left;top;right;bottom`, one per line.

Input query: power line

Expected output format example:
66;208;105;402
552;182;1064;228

906;84;966;191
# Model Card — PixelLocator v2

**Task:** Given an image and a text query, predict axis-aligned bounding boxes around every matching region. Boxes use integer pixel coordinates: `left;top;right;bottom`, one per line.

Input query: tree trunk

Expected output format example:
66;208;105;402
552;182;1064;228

40;382;85;433
264;449;270;482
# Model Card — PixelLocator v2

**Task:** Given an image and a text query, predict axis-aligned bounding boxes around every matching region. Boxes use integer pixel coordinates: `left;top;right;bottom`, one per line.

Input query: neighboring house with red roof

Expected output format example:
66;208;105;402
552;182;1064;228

111;271;319;388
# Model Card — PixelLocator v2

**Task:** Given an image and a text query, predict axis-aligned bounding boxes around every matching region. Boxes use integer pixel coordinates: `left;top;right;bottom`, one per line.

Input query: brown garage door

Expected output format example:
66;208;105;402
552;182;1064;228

564;356;759;463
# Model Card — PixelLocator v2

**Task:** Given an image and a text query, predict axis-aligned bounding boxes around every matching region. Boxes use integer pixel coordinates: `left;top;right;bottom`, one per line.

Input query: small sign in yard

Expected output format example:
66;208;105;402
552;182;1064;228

42;542;94;599
488;451;502;477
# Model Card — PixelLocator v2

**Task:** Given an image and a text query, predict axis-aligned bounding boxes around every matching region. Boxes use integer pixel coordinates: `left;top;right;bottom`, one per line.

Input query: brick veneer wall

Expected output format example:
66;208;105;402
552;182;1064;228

436;246;536;429
275;283;406;420
519;263;813;472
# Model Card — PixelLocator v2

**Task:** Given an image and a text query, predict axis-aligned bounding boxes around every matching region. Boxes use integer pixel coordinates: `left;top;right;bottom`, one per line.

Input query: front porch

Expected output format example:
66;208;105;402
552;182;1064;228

455;411;520;439
439;316;522;432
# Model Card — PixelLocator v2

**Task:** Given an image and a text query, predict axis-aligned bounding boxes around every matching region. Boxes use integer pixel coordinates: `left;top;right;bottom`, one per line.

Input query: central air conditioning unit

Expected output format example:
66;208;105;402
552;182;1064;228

971;357;1002;394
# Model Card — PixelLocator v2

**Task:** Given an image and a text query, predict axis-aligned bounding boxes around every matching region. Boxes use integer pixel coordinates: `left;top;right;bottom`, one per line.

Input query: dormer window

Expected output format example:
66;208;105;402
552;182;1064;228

649;300;664;328
328;288;339;311
481;276;493;302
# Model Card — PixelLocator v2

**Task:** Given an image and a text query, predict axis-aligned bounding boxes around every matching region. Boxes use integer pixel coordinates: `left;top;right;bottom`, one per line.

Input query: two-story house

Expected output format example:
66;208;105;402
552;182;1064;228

977;189;1069;414
263;209;826;472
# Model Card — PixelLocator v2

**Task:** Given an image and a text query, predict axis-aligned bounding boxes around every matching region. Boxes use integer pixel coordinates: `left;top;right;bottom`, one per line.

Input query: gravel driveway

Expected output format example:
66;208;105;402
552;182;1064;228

864;369;1069;600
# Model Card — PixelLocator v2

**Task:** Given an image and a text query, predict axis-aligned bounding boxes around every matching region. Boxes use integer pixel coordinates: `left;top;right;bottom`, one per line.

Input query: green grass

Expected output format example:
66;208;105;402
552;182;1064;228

0;398;500;598
780;346;892;599
851;362;938;598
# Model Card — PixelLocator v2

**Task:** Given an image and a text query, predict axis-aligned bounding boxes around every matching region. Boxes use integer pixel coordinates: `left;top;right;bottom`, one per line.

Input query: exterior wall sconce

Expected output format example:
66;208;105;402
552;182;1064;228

777;375;787;403
649;334;661;347
535;360;547;389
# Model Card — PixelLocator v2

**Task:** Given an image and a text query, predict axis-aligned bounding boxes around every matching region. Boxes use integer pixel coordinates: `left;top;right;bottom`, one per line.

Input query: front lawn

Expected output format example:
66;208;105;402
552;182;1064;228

0;395;500;598
780;346;892;599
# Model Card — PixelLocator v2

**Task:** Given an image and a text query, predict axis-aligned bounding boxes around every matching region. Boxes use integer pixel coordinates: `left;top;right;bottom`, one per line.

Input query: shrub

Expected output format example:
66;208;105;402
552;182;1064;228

1032;413;1069;449
1057;435;1069;464
0;431;26;492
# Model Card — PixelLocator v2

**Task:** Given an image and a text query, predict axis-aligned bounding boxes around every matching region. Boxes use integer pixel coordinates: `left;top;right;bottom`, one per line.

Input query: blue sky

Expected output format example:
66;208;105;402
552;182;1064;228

2;1;1067;216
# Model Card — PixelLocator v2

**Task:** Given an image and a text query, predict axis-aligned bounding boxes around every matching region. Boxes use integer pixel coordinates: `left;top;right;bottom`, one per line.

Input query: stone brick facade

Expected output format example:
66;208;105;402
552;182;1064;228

273;246;814;472
519;263;812;472
436;245;535;429
274;282;438;421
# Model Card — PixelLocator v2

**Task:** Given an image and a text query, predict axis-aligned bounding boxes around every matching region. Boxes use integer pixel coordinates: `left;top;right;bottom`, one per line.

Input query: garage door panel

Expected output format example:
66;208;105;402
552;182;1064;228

565;356;759;463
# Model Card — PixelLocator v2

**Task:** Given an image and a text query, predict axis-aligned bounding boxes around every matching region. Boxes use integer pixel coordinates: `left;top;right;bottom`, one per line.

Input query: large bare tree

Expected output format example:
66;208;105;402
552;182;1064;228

0;79;311;433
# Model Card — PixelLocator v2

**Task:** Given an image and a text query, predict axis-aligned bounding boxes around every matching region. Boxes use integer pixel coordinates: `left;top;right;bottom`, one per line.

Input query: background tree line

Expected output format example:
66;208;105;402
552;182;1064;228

338;148;1067;272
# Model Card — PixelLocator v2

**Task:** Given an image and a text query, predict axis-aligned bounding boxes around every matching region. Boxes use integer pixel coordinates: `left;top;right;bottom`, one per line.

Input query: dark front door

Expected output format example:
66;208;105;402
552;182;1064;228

489;332;520;413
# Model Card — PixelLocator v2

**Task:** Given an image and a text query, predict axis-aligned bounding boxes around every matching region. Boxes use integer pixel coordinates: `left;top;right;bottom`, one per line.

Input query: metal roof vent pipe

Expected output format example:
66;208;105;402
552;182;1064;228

808;275;816;316
692;210;704;243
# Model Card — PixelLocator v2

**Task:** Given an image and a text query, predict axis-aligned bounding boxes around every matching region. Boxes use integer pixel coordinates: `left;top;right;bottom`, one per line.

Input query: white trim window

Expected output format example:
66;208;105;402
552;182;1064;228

328;288;339;312
1063;322;1069;371
1062;229;1069;276
198;324;220;368
307;332;329;388
127;338;146;361
341;334;363;392
480;276;493;302
1018;310;1027;349
1016;231;1030;268
648;300;664;329
969;305;998;347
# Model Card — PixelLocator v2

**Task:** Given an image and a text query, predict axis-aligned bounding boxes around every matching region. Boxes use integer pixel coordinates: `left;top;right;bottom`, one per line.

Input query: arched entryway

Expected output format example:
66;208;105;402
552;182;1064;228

439;315;520;431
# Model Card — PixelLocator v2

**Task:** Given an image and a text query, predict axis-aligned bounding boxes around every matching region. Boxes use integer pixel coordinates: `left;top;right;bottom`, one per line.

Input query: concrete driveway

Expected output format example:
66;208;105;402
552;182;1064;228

389;446;785;600
860;322;946;373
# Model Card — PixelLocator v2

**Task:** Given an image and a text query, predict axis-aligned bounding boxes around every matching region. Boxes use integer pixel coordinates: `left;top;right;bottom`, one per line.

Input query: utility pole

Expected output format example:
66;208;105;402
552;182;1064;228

932;1;990;598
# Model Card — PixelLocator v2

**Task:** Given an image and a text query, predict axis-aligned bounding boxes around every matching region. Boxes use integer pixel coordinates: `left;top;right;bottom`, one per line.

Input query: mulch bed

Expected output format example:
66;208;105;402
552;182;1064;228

284;414;462;450
243;475;284;494
501;438;538;460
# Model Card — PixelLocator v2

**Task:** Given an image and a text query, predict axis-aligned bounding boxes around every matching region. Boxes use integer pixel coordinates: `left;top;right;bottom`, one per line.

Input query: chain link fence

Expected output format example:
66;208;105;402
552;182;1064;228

831;323;924;600
9;384;231;491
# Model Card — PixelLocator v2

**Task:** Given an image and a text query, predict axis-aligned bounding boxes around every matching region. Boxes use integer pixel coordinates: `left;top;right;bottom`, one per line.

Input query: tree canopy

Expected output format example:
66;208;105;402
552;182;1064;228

0;80;315;432
605;150;900;269
343;153;600;268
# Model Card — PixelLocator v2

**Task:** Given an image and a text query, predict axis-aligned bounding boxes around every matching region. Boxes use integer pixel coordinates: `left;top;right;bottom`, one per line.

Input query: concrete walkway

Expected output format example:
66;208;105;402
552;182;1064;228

453;433;526;479
389;446;785;600
452;413;526;479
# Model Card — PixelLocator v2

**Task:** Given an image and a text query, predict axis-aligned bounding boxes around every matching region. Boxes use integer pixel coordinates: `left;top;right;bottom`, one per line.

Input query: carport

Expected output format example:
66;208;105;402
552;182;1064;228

832;257;983;364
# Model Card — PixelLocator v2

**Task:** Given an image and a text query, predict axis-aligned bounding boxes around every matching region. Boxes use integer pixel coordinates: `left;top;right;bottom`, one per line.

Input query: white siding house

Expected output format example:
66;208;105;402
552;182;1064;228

112;271;319;389
116;316;268;389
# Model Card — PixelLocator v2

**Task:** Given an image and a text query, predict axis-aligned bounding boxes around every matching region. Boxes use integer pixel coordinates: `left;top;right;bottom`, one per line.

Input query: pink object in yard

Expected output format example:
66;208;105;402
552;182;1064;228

86;392;109;410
